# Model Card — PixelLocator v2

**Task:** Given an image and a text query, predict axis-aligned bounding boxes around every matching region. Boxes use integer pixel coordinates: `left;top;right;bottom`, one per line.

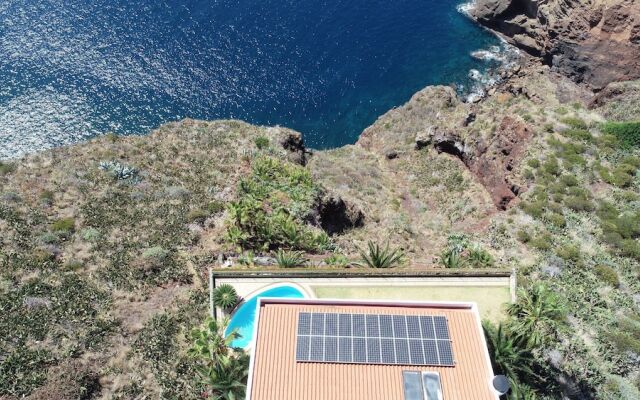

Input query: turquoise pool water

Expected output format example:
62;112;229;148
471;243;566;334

225;285;306;348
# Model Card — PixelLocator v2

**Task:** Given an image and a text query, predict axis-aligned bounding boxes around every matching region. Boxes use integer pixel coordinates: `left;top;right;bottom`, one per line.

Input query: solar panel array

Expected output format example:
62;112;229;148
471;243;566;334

295;312;455;366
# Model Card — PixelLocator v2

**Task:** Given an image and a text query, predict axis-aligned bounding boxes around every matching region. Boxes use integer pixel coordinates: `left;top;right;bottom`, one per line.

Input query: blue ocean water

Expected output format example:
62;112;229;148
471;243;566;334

0;0;503;158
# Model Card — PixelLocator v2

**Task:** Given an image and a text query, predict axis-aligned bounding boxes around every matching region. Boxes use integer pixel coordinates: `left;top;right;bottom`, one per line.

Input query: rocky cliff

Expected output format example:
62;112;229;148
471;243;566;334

471;0;640;89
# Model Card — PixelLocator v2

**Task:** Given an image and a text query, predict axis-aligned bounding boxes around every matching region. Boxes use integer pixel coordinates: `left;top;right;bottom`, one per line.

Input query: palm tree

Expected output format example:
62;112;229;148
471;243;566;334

190;318;249;399
506;283;566;348
213;284;239;311
483;321;538;398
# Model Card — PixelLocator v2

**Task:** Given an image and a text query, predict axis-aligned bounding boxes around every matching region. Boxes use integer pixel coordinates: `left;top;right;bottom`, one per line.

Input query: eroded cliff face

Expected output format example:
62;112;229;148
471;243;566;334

471;0;640;90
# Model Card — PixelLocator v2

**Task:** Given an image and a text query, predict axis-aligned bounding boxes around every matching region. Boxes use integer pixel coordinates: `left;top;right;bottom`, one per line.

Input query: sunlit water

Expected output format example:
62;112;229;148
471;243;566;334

0;0;507;159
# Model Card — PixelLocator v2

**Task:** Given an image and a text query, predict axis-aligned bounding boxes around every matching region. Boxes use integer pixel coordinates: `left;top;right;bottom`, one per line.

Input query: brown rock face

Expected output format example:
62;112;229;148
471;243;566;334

433;116;533;209
471;0;640;90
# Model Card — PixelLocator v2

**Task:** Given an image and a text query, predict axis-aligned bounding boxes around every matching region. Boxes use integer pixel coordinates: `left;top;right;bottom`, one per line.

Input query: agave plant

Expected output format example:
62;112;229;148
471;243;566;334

275;249;307;268
213;284;239;310
359;241;404;268
99;160;139;181
467;245;494;268
440;248;465;269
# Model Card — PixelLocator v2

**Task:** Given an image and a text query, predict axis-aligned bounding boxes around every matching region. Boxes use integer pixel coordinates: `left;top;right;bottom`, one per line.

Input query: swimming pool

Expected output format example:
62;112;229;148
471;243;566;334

225;284;306;348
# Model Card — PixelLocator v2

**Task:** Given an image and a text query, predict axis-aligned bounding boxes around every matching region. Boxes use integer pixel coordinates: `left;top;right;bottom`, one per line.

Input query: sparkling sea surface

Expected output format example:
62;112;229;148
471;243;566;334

0;0;504;158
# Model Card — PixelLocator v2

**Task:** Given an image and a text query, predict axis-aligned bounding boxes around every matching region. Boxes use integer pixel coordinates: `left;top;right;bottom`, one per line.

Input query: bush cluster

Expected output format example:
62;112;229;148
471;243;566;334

225;156;329;252
601;121;640;148
597;202;640;259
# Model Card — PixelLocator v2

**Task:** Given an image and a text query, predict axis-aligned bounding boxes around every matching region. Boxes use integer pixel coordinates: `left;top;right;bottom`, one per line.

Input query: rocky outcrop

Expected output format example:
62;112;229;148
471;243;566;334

426;116;533;209
471;0;640;90
317;194;365;235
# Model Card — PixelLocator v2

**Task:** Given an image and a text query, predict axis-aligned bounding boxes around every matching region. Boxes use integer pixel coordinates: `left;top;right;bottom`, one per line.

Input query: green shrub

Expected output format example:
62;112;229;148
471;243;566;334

516;229;531;243
563;128;593;142
80;228;101;242
530;233;553;251
213;284;239;310
225;156;321;251
39;190;54;205
275;250;307;268
440;248;465;269
556;244;581;262
359;241;404;268
254;136;270;150
142;246;170;260
546;213;567;228
561;117;588;130
207;200;226;214
594;264;619;287
542;157;561;176
467;246;494;268
523;169;534;180
51;217;75;236
38;232;59;245
601;121;640;147
543;123;554;133
521;201;545;219
64;259;84;271
527;159;540;169
564;195;594;212
324;253;349;267
0;161;16;175
559;175;579;187
555;107;568;115
187;209;209;224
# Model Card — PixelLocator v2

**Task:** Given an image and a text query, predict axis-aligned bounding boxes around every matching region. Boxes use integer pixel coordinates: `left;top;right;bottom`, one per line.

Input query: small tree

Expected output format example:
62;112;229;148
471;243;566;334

189;318;249;400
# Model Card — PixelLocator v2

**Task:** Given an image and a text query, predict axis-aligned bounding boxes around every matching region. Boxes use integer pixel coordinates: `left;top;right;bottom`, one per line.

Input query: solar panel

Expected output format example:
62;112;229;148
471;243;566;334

408;339;425;365
338;313;352;336
434;316;450;339
326;313;338;336
380;338;395;364
353;337;367;363
296;335;310;361
395;338;410;364
338;337;352;363
393;315;407;338
298;312;311;335
309;335;324;362
406;316;422;339
325;336;338;362
366;314;380;337
295;312;455;367
367;338;381;363
379;315;394;337
437;340;455;366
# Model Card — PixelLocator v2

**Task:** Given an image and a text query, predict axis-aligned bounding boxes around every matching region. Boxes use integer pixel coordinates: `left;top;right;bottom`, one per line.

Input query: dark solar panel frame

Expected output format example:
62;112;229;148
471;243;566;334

296;312;455;367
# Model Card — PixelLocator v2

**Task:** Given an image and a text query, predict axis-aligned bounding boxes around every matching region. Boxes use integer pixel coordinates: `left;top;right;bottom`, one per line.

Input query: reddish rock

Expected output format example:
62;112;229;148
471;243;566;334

434;116;533;209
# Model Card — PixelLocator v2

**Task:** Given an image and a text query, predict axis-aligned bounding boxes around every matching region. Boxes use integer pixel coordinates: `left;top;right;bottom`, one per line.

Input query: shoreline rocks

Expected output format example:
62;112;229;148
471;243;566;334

470;0;640;90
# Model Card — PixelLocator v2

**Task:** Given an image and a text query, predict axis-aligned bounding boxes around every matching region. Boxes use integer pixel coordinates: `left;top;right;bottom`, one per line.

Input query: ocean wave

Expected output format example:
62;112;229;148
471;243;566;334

456;1;475;16
463;43;521;103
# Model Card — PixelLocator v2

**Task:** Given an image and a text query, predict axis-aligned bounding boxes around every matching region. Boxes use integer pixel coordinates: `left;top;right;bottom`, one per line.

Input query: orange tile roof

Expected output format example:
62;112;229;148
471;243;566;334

246;299;499;400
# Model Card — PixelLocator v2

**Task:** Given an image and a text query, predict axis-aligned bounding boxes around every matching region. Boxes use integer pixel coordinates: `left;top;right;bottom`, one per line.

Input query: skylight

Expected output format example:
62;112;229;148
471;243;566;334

402;371;444;400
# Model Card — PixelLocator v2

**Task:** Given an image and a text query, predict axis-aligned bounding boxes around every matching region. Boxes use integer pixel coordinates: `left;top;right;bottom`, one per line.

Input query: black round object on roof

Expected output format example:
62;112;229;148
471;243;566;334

492;375;511;395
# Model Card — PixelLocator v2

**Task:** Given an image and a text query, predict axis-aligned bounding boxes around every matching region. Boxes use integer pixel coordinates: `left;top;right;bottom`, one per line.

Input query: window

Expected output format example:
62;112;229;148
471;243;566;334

403;371;443;400
422;372;443;400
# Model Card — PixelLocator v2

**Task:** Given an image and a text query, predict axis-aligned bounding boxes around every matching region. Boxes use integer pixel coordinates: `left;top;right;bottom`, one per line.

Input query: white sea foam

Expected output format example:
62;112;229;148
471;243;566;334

456;1;476;16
